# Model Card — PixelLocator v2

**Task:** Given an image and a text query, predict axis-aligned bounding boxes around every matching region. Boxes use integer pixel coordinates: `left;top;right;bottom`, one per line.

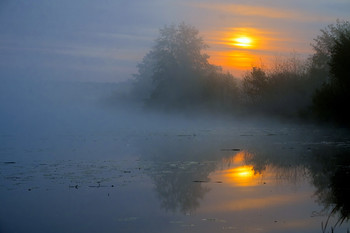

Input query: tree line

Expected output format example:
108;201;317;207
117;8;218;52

130;21;350;126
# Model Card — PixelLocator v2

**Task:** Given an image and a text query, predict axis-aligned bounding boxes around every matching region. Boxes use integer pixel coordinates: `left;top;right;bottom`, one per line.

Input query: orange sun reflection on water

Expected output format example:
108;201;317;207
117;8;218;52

220;151;261;186
225;166;256;186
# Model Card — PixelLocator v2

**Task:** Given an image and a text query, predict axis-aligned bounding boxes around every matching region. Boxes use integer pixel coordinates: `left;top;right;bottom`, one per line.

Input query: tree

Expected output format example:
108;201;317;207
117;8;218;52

133;23;239;112
329;31;350;88
309;20;350;85
312;21;350;125
242;66;268;100
242;56;311;117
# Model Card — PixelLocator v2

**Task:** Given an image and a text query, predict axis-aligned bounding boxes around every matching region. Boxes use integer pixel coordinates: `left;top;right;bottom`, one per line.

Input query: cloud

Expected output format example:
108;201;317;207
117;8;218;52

1;0;348;81
0;38;141;82
183;1;335;23
0;40;145;63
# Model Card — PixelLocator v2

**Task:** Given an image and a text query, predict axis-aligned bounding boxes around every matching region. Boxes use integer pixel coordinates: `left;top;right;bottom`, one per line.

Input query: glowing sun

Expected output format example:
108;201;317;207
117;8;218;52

232;36;253;48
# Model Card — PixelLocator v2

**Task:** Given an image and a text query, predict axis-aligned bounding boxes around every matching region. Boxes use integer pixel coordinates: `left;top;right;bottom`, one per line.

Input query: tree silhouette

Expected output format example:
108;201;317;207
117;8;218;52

241;56;311;117
309;20;350;77
312;21;350;126
132;23;239;112
242;66;268;101
329;32;350;88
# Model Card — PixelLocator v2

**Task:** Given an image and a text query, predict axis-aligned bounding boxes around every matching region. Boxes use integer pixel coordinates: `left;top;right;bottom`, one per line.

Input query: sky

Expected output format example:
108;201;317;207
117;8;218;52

0;0;349;82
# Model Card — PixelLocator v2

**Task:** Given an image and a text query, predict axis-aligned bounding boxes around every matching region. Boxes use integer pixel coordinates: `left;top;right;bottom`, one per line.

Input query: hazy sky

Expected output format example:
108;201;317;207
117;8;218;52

0;0;349;82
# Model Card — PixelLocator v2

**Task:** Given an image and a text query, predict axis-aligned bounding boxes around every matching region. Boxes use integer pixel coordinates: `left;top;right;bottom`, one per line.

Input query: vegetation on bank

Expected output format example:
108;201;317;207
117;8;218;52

312;21;350;126
130;20;350;126
131;23;239;113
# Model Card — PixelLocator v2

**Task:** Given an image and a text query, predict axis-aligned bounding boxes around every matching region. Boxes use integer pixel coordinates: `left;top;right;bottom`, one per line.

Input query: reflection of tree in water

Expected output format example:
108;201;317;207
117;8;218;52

134;132;233;214
307;146;350;227
244;144;350;230
243;148;309;184
136;128;350;228
150;161;217;214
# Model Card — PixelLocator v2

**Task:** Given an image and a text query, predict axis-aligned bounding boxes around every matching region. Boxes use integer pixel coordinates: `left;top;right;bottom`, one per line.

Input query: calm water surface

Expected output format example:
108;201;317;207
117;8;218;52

1;80;349;233
1;124;349;233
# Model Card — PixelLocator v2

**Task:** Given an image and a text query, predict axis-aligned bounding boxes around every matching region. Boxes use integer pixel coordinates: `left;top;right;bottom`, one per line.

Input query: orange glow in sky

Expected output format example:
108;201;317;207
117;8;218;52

183;1;327;79
203;27;296;77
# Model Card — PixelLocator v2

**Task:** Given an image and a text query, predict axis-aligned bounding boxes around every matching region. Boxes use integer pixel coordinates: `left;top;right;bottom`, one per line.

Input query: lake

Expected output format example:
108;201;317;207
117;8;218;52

1;80;349;233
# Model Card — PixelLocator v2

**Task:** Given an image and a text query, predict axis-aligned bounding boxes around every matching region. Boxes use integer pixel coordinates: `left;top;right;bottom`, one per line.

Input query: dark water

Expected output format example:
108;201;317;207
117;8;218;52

1;80;349;233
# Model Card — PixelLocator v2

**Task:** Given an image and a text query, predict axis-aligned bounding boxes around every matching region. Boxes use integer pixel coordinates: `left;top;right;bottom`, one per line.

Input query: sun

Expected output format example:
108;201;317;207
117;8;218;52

231;36;253;48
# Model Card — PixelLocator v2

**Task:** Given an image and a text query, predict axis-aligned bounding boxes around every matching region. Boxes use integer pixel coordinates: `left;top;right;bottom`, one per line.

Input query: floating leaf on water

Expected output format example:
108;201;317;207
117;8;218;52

3;162;16;164
5;176;21;180
187;161;198;165
220;149;240;151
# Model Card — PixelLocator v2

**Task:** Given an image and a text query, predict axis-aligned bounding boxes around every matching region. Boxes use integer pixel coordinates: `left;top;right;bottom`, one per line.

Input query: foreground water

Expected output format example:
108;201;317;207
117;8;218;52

1;123;349;233
1;80;349;233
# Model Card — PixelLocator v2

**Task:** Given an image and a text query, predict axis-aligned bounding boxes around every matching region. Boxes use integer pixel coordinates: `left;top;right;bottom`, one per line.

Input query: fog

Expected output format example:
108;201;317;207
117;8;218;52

0;75;318;163
1;74;344;163
2;76;350;233
0;77;233;161
1;20;349;233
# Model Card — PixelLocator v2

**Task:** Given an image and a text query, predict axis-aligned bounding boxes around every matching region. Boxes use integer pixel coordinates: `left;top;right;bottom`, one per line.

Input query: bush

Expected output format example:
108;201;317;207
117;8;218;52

242;56;312;118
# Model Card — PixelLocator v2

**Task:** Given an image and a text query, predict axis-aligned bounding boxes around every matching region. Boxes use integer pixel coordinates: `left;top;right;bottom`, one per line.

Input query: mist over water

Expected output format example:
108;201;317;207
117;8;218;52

0;77;217;162
1;76;349;233
0;76;320;162
1;0;349;231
